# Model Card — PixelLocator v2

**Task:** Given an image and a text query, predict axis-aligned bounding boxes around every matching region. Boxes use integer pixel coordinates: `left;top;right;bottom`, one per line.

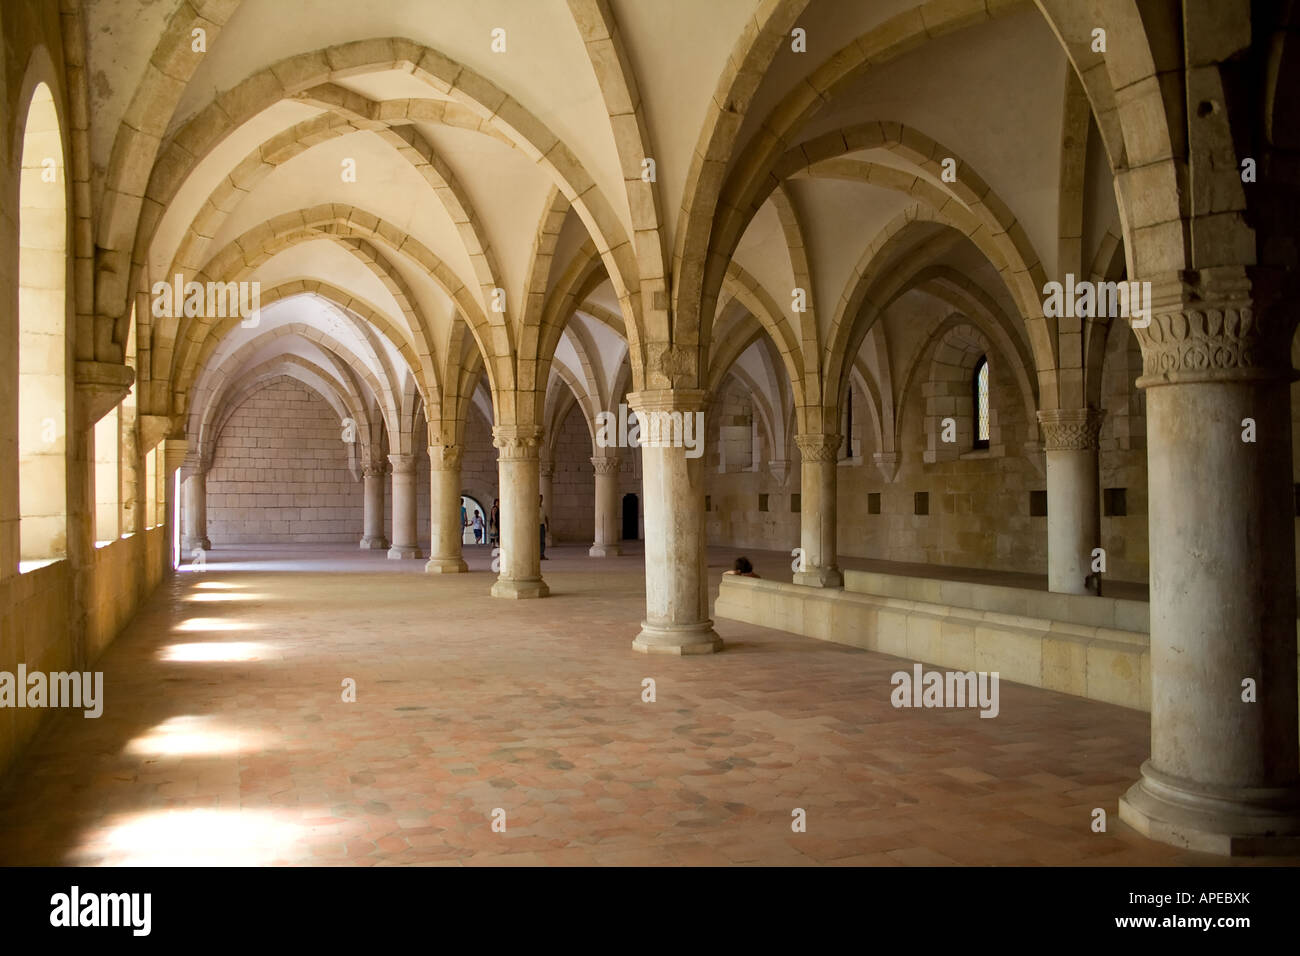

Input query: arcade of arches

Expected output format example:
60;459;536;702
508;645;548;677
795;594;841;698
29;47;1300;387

0;0;1297;865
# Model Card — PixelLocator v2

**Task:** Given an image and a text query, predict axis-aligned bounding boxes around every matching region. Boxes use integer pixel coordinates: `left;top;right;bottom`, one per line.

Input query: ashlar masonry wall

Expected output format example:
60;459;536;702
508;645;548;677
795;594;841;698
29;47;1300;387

207;377;362;544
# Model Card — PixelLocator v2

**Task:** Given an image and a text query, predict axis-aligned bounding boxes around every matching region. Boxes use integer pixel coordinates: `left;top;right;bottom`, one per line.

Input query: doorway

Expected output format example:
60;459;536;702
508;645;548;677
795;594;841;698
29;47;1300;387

621;493;639;540
461;495;486;545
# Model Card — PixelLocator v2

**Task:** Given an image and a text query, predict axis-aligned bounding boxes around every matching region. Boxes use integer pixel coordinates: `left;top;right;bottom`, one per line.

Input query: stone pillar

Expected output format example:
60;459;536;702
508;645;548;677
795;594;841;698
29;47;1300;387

180;465;210;554
1036;408;1104;595
162;439;188;568
1117;274;1300;854
491;425;549;598
793;433;842;588
426;443;467;573
539;456;555;549
627;389;721;654
359;462;388;550
386;453;419;559
589;453;621;557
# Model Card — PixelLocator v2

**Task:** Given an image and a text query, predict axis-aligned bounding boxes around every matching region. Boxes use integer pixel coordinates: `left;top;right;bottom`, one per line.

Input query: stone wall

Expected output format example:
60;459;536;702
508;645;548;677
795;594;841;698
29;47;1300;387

207;377;362;544
551;403;594;543
702;322;1153;587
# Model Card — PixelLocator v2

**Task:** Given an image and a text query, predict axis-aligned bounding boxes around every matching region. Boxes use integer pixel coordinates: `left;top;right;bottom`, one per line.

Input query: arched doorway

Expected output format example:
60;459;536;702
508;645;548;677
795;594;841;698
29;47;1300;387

460;495;486;545
621;493;638;540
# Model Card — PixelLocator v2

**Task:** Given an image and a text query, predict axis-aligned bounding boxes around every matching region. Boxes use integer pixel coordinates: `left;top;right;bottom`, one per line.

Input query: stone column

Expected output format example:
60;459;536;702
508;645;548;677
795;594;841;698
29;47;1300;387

386;453;419;559
162;439;188;568
1117;274;1300;854
491;425;548;598
627;389;721;654
793;433;842;588
426;443;467;573
1036;408;1104;595
589;453;621;557
180;465;211;554
539;456;555;549
359;462;388;550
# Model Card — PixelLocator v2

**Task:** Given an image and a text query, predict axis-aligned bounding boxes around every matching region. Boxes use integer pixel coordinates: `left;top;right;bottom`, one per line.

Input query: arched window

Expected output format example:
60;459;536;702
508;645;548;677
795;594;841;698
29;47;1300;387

18;82;67;570
973;356;990;450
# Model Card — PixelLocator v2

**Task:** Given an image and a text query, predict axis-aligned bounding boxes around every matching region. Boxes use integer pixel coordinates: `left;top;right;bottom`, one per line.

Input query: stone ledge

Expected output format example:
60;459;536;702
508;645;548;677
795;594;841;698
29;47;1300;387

844;569;1150;632
717;576;1300;715
716;576;1147;712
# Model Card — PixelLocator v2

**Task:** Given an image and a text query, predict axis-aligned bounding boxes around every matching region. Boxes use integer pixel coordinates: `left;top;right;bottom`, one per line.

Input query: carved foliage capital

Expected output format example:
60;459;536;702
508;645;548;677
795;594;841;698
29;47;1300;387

387;453;417;475
428;444;462;471
590;455;620;476
492;425;543;460
1135;270;1293;385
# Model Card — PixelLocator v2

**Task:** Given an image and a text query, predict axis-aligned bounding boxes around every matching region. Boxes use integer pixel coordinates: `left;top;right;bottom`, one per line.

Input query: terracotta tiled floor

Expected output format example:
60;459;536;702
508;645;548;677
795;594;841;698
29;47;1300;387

0;544;1288;866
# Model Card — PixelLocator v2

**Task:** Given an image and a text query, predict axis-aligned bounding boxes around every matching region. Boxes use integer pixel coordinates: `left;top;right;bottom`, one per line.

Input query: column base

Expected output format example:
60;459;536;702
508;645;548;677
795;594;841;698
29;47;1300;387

425;556;468;573
387;546;420;560
1118;761;1300;856
490;577;550;599
793;566;843;588
588;543;622;557
182;537;211;554
632;620;723;656
359;537;388;550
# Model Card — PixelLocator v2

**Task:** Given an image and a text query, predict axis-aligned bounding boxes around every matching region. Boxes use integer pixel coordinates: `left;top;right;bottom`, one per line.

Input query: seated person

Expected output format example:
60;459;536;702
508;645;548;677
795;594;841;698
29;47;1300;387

724;556;760;578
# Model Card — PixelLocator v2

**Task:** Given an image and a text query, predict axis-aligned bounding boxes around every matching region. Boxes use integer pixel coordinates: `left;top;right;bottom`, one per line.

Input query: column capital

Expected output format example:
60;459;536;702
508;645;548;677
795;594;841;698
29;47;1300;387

795;433;841;462
492;424;543;460
362;461;389;479
625;388;708;415
180;453;207;480
1036;407;1104;451
539;458;555;479
428;443;462;471
1135;268;1295;388
590;455;620;476
387;453;417;474
162;438;189;475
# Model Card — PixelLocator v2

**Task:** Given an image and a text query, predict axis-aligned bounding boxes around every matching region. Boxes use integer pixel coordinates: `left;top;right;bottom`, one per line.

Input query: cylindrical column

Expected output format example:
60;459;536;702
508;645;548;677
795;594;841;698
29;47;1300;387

539;457;555;551
793;433;842;587
589;453;622;557
386;453;419;559
627;390;721;654
181;466;211;554
1118;279;1300;854
1037;408;1103;595
359;462;388;550
426;443;467;573
490;425;549;598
